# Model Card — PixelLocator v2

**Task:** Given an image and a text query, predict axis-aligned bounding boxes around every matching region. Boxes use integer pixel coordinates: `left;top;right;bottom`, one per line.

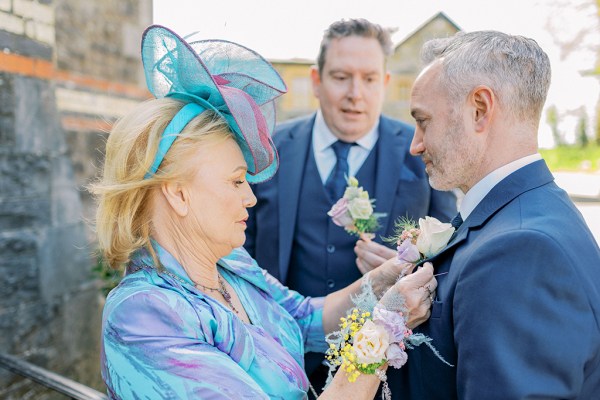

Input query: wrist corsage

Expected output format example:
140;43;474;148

325;279;452;399
327;176;386;237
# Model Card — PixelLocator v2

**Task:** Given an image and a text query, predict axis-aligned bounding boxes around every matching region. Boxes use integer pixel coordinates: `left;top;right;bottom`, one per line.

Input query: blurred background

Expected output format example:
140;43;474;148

0;0;598;398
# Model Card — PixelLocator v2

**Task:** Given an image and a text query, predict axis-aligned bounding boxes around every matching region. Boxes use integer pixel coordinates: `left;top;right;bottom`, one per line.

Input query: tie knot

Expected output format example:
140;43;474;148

331;141;354;161
451;213;463;229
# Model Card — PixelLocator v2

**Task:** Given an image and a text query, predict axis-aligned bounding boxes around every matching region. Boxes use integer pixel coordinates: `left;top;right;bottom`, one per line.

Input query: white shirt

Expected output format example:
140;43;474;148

459;153;542;220
312;110;379;183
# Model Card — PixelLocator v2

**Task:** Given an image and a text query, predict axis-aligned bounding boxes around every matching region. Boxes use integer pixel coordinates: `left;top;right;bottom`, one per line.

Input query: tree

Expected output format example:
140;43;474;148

546;105;564;146
576;110;589;147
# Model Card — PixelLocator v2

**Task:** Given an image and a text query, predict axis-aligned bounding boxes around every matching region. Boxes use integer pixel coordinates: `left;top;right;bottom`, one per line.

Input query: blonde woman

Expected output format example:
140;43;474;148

92;25;436;399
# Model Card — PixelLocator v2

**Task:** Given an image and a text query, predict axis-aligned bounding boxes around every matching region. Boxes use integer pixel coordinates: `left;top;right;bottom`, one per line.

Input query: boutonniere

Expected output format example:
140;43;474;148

392;216;455;266
327;177;386;237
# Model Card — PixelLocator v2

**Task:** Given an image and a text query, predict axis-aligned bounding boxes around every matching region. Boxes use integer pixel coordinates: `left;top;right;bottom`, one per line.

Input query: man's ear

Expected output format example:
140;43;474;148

160;181;189;217
310;66;322;99
470;85;495;133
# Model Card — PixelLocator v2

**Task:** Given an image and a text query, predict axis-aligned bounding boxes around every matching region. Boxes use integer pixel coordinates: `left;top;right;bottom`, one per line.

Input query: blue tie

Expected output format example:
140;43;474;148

325;141;354;201
450;213;463;229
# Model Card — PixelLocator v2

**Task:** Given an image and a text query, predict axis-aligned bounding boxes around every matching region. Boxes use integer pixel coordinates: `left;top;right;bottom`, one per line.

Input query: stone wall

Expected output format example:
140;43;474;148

0;0;151;397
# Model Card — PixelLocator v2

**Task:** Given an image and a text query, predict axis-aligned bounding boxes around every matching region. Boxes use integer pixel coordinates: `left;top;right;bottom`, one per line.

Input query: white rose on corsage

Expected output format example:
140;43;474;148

353;319;390;364
348;196;374;220
416;216;455;258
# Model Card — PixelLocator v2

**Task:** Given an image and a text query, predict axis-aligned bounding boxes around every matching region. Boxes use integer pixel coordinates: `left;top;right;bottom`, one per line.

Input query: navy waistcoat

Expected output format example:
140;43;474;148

286;143;378;297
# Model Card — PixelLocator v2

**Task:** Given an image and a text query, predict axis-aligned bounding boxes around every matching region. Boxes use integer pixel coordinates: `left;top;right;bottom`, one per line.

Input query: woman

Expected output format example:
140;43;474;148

93;25;436;399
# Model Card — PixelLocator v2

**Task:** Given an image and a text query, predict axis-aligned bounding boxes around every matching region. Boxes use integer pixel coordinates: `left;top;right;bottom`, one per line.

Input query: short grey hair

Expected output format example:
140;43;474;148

421;31;551;124
317;18;394;74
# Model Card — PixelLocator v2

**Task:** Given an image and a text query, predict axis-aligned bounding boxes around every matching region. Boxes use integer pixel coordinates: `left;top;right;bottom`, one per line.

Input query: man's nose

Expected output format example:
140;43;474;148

410;128;425;156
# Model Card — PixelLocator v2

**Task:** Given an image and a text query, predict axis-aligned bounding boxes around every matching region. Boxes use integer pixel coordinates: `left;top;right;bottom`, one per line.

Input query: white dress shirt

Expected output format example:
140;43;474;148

312;110;379;183
459;153;542;220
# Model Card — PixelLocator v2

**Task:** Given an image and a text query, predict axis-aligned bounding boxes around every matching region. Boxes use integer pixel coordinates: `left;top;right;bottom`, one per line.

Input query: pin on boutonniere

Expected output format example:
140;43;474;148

327;177;386;238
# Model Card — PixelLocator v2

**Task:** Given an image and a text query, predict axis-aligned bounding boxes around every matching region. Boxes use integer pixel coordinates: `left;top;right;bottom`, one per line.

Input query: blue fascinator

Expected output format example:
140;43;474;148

141;25;287;183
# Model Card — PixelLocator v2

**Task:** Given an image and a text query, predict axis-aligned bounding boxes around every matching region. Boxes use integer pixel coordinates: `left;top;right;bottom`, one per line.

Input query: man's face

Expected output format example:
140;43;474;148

311;36;390;142
409;62;482;193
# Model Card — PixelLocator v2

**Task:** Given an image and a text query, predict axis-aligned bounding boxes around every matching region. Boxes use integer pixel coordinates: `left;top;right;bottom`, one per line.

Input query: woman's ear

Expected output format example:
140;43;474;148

470;85;495;133
160;181;189;217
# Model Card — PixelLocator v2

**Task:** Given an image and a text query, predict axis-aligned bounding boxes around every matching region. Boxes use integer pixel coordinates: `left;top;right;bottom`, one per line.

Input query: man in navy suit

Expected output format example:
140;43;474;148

364;30;600;399
245;18;456;395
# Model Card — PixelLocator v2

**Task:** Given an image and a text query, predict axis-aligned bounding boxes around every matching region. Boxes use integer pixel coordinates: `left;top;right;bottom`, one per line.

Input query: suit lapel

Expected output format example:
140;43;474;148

374;117;412;233
277;117;314;282
424;160;555;266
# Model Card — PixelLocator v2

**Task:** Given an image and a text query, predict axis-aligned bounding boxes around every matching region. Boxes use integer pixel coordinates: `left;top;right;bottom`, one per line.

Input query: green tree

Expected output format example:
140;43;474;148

576;111;589;147
546;105;563;146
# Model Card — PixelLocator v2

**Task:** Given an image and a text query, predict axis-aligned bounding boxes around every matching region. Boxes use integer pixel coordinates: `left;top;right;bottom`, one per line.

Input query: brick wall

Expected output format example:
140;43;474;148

0;0;152;397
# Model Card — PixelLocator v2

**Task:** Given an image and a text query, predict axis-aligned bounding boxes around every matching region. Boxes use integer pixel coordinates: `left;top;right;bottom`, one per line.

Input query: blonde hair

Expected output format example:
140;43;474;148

90;97;233;269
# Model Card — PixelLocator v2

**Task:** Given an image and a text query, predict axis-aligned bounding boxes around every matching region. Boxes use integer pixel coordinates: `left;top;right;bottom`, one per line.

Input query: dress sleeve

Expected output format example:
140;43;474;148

102;288;269;399
261;270;328;353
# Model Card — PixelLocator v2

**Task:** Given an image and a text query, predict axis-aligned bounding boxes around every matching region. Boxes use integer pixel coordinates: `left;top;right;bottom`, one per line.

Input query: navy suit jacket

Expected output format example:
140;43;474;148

389;160;600;399
245;114;457;285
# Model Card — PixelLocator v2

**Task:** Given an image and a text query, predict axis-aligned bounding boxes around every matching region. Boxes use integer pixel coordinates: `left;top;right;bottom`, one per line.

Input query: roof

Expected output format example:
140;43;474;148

394;11;461;50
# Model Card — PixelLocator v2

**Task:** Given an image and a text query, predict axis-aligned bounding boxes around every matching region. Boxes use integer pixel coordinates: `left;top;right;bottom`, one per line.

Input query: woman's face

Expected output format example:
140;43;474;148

184;137;257;256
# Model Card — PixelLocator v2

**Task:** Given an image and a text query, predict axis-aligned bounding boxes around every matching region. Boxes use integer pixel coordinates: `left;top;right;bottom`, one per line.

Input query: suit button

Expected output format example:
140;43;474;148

326;279;335;288
326;244;335;253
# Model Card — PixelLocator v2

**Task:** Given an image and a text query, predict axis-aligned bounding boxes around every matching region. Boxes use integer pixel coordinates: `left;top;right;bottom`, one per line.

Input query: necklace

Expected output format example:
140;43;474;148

194;274;240;315
133;264;240;315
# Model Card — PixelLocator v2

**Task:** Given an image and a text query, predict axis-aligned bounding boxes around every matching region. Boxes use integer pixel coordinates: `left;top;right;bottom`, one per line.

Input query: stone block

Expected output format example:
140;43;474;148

50;156;84;226
0;196;51;230
37;223;95;301
13;0;53;25
0;0;11;12
0;29;53;59
0;10;24;36
0;152;52;198
13;76;65;153
0;257;39;302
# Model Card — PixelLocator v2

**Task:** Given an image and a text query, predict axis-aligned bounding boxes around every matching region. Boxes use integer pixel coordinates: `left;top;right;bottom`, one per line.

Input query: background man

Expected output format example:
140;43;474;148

372;30;600;399
245;18;457;393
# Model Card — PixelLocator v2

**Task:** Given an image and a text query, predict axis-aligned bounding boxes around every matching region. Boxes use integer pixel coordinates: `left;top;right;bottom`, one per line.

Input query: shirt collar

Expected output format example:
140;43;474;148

313;109;379;152
460;153;542;220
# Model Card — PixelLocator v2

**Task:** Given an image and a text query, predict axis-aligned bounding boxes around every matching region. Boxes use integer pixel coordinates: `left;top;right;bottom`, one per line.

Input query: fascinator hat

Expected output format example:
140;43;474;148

141;25;287;183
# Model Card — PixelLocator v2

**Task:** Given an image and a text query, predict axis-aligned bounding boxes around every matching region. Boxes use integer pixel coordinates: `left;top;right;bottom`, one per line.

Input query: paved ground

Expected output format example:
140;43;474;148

553;172;600;245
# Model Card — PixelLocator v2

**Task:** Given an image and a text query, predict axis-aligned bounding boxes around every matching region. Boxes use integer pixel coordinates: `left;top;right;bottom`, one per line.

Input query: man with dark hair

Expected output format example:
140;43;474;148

245;18;457;395
374;30;600;399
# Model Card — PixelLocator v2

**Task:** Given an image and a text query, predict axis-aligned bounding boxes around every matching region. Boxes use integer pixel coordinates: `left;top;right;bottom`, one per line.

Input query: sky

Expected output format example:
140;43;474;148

152;0;600;148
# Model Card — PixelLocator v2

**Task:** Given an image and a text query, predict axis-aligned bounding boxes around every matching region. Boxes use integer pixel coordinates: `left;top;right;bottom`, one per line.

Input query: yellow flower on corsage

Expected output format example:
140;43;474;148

325;280;452;399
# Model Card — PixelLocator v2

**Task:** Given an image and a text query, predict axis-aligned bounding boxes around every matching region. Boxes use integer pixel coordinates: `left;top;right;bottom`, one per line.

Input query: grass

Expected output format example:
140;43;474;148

540;144;600;172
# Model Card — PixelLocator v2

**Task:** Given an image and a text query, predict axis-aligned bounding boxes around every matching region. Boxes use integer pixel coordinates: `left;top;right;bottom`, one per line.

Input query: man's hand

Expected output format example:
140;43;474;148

354;236;396;274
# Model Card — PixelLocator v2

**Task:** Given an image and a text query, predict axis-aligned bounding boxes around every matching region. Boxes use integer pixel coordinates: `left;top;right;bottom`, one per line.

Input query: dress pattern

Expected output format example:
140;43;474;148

101;242;326;399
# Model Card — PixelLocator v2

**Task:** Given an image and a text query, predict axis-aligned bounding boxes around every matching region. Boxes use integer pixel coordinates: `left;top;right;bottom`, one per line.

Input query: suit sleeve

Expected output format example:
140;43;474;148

427;188;458;222
103;290;268;399
453;229;595;399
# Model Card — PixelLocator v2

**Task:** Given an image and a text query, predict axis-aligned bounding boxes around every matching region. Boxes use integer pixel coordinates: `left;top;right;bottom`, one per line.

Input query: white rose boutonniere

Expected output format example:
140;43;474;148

386;216;455;275
416;216;455;258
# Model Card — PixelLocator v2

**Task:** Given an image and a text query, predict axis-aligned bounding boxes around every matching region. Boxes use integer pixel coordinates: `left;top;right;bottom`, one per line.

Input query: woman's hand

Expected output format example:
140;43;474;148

378;262;437;329
366;255;416;297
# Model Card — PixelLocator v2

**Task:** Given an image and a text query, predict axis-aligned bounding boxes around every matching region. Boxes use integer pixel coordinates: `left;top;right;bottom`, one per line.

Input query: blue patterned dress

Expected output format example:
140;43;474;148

101;242;326;399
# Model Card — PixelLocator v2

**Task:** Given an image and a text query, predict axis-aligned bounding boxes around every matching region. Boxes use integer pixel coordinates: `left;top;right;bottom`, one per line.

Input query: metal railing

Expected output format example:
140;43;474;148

0;352;108;400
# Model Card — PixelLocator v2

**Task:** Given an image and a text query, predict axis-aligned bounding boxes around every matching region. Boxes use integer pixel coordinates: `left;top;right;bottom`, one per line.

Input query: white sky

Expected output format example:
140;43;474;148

152;0;600;148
